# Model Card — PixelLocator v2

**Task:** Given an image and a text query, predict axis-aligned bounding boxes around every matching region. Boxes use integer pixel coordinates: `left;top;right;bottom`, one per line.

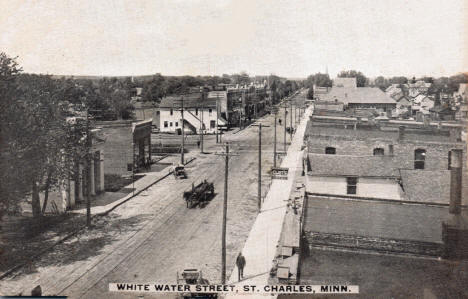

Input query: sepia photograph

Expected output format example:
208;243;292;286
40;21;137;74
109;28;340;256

0;0;467;298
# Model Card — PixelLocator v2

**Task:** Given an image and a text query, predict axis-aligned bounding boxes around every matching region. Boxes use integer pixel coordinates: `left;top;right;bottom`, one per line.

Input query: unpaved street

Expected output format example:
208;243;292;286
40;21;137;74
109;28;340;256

0;104;303;298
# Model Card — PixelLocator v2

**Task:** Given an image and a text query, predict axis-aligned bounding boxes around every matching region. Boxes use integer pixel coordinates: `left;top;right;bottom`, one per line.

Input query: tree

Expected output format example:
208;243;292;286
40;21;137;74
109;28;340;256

0;53;26;217
305;73;332;88
374;76;389;91
0;54;89;219
338;70;368;87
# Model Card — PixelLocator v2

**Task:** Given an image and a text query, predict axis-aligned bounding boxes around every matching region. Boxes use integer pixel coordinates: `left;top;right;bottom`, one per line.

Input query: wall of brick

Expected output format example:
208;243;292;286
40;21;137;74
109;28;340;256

307;136;466;171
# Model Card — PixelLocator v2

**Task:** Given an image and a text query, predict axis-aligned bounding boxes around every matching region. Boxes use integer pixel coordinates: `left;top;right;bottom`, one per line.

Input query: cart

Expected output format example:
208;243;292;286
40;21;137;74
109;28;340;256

171;163;187;179
183;180;214;208
176;269;217;298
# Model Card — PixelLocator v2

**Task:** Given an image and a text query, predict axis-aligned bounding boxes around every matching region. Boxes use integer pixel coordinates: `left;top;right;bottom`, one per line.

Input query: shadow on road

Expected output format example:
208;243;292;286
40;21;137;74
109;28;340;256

8;213;151;277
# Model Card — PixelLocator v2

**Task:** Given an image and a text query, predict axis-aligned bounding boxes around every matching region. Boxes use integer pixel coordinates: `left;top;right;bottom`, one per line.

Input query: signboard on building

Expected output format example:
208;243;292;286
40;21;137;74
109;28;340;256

271;167;289;180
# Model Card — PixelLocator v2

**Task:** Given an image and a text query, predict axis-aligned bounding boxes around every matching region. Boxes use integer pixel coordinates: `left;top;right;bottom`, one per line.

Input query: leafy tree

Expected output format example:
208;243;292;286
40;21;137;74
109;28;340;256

305;73;332;88
374;76;389;91
338;70;368;87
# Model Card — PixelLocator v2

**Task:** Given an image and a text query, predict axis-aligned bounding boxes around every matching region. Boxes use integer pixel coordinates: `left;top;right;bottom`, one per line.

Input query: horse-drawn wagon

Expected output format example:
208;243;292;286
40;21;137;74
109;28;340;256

183;180;214;208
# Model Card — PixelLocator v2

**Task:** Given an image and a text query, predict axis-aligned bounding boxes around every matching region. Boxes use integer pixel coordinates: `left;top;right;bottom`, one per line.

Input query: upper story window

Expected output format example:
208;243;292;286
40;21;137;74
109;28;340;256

195;108;198;115
414;149;426;169
325;147;336;155
209;108;213;116
170;109;173;116
346;177;357;195
373;148;385;156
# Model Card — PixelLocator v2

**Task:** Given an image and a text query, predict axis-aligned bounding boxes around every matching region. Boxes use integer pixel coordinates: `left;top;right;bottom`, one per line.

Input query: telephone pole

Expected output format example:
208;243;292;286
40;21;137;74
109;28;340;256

199;99;204;153
272;107;279;167
280;101;288;152
216;94;219;143
252;123;270;211
215;143;238;284
180;98;185;164
85;109;91;227
290;98;293;140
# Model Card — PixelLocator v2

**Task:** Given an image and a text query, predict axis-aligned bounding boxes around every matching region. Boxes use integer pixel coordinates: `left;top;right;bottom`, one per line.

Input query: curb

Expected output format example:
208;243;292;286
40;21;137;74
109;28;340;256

0;157;197;281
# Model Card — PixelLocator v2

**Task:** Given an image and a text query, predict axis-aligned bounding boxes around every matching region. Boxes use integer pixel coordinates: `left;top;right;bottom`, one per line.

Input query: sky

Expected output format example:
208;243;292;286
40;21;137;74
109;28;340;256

1;0;467;78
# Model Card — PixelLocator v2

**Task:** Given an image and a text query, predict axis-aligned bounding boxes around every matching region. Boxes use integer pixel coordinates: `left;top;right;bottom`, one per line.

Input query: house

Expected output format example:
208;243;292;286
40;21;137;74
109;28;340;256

321;87;396;112
411;94;434;116
159;93;227;134
408;80;431;97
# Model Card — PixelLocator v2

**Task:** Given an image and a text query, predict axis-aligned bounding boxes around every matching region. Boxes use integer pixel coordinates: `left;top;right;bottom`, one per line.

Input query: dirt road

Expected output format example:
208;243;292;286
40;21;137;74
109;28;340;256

0;101;304;298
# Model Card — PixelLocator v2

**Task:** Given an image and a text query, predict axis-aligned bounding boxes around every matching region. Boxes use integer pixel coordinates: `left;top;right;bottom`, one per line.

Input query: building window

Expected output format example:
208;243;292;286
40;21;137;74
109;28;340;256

347;177;357;195
175;122;178;127
209;108;212;116
373;148;385;156
195;108;198;115
170;109;173;116
164;121;168;128
414;149;426;169
325;147;336;155
170;122;173;127
210;120;216;129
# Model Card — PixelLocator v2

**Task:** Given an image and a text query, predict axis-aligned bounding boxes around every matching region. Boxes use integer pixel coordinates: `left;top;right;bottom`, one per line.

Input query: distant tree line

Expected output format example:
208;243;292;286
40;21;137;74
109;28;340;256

0;52;301;219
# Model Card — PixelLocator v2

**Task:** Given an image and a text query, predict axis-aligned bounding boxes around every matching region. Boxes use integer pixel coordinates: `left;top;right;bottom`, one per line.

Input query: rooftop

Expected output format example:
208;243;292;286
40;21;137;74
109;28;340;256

307;153;398;177
399;170;451;204
321;87;397;105
159;93;217;108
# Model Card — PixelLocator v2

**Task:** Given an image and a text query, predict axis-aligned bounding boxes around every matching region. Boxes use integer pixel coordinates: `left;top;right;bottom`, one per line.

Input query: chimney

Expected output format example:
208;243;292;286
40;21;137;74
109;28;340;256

449;149;463;215
398;126;405;142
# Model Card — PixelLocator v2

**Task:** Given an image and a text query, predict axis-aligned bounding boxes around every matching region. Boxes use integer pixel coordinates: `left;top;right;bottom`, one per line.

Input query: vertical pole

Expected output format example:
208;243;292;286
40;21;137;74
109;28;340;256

216;96;219;143
290;100;293;140
221;143;229;284
274;113;277;168
258;123;262;211
132;142;135;196
284;104;287;152
181;98;185;164
200;101;204;153
86;109;91;227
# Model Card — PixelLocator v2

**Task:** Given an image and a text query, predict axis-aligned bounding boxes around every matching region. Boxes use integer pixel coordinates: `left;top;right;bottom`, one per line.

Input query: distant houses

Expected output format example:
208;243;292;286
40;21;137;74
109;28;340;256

318;78;396;113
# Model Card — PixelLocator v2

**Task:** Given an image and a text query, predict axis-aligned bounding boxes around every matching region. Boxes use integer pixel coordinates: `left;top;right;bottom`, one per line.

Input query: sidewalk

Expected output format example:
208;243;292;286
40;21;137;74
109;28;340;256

226;106;312;298
0;154;197;280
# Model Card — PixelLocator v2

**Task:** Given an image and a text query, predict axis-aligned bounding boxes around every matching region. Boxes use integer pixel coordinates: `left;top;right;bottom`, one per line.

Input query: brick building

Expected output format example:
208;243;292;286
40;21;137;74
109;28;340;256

304;115;467;205
95;119;152;176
